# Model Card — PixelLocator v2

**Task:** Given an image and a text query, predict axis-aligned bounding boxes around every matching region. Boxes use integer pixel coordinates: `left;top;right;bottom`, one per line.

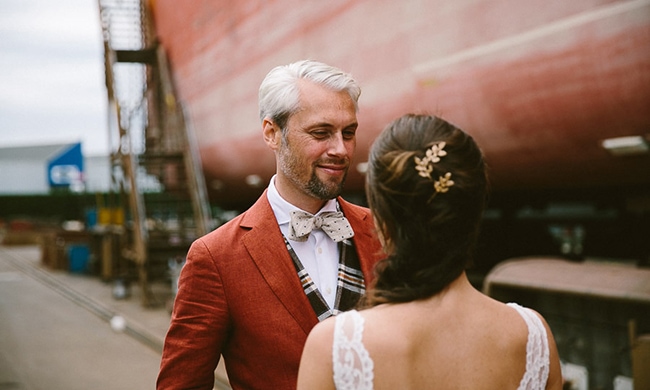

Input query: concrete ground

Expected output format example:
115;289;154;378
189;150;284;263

0;245;230;390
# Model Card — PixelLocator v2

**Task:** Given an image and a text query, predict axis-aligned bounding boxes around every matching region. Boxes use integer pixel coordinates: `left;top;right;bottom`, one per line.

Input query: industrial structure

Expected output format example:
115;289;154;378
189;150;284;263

96;0;212;307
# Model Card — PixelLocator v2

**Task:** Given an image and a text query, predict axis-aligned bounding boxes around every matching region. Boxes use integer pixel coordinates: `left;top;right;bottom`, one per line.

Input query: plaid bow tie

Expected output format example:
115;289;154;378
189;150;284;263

288;210;354;242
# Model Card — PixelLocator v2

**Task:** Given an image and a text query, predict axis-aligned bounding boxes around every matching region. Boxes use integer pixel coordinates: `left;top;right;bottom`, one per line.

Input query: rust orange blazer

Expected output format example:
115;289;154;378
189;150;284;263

157;191;383;390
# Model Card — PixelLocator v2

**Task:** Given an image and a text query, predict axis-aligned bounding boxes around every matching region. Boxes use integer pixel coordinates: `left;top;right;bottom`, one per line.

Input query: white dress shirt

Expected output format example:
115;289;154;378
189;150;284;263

266;175;340;309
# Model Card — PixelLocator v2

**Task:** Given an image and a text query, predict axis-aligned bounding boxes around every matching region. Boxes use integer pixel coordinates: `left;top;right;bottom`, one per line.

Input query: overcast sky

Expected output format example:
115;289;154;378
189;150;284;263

0;0;108;156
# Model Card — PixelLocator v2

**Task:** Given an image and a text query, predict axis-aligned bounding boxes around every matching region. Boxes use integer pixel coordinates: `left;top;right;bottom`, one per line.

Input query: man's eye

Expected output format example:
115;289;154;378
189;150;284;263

312;131;328;138
343;130;356;140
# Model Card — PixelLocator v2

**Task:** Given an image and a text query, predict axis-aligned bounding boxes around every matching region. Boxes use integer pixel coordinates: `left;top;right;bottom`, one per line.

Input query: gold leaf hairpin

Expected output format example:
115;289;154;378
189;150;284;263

414;142;455;193
434;172;454;193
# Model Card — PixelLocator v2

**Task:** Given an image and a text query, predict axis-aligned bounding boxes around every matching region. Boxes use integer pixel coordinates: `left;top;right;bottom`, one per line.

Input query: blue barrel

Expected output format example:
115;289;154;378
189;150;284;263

67;244;90;273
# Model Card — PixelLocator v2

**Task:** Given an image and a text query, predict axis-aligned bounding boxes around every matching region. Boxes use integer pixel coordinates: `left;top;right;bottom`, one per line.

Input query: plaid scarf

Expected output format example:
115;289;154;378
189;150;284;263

283;236;365;321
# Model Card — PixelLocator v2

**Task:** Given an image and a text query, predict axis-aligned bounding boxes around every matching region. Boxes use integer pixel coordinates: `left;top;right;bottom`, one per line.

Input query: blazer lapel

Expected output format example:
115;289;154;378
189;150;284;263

239;191;318;334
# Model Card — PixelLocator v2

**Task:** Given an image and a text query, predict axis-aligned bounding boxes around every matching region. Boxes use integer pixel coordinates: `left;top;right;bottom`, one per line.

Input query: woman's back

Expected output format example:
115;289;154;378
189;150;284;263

338;274;557;389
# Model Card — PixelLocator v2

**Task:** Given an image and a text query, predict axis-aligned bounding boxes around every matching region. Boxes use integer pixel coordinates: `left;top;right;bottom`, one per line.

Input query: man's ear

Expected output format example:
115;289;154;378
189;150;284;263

262;118;281;151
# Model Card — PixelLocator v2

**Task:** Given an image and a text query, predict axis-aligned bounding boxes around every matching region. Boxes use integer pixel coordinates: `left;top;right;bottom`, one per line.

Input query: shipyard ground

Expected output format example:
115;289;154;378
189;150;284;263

0;245;230;390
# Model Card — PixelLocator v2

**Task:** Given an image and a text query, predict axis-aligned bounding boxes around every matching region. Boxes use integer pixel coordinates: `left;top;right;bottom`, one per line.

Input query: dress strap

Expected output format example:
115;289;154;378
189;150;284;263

332;310;374;390
507;303;550;390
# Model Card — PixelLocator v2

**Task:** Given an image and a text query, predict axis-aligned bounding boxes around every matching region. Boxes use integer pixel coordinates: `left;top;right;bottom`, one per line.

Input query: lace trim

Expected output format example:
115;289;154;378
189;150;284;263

332;310;374;390
507;303;550;390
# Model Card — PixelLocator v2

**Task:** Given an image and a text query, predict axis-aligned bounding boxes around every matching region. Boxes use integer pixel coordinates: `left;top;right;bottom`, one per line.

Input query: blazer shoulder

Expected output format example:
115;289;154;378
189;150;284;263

200;209;247;242
196;193;283;252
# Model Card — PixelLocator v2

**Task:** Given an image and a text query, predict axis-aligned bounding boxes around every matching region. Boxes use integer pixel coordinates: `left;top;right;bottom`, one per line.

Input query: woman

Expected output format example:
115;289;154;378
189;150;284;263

297;114;563;389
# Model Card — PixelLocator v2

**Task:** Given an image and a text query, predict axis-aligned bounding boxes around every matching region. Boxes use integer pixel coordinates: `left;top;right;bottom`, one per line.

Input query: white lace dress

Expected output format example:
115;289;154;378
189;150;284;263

332;303;550;390
332;309;374;390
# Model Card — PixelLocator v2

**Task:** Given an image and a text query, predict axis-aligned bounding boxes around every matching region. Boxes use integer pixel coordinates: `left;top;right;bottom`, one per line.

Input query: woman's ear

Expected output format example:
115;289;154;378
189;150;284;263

262;118;281;151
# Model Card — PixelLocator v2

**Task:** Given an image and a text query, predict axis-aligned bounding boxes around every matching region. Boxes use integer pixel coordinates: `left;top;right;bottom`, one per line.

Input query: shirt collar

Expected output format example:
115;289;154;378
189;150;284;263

267;174;338;225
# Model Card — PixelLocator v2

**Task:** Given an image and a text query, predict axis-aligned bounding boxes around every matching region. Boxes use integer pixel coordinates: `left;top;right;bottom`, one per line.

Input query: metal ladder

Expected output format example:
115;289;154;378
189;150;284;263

97;0;212;307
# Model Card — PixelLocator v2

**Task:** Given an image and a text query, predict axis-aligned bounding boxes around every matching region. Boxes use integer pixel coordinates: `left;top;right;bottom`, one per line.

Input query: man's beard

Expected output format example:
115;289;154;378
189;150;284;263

279;146;348;200
305;166;347;200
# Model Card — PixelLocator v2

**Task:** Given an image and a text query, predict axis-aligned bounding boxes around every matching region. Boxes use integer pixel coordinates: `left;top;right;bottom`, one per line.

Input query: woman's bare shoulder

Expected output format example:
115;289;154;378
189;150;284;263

305;316;336;350
297;317;337;390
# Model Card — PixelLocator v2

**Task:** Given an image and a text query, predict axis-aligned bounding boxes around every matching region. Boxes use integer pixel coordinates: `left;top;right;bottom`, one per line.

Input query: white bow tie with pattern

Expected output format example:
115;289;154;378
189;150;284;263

288;210;355;243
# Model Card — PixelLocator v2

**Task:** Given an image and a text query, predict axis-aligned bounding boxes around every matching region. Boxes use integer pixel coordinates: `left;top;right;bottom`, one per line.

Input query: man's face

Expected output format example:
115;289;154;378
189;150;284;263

275;81;358;207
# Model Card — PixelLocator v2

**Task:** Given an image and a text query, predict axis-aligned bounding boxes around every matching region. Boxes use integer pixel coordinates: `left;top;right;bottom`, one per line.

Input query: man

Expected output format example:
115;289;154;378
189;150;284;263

157;60;383;390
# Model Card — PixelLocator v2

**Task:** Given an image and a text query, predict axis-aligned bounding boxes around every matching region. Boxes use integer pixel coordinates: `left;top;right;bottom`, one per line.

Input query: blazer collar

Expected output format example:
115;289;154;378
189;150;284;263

238;191;381;332
239;190;318;333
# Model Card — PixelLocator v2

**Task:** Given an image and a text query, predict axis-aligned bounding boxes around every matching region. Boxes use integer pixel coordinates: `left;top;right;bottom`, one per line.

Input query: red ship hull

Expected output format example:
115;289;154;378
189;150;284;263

149;0;650;207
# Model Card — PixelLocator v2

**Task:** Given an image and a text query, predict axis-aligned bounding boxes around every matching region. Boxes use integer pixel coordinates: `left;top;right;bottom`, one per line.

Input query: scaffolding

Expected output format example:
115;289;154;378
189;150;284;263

97;0;212;306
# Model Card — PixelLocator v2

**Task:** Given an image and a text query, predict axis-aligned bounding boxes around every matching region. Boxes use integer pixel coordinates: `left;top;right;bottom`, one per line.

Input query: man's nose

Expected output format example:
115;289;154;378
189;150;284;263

327;132;348;156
